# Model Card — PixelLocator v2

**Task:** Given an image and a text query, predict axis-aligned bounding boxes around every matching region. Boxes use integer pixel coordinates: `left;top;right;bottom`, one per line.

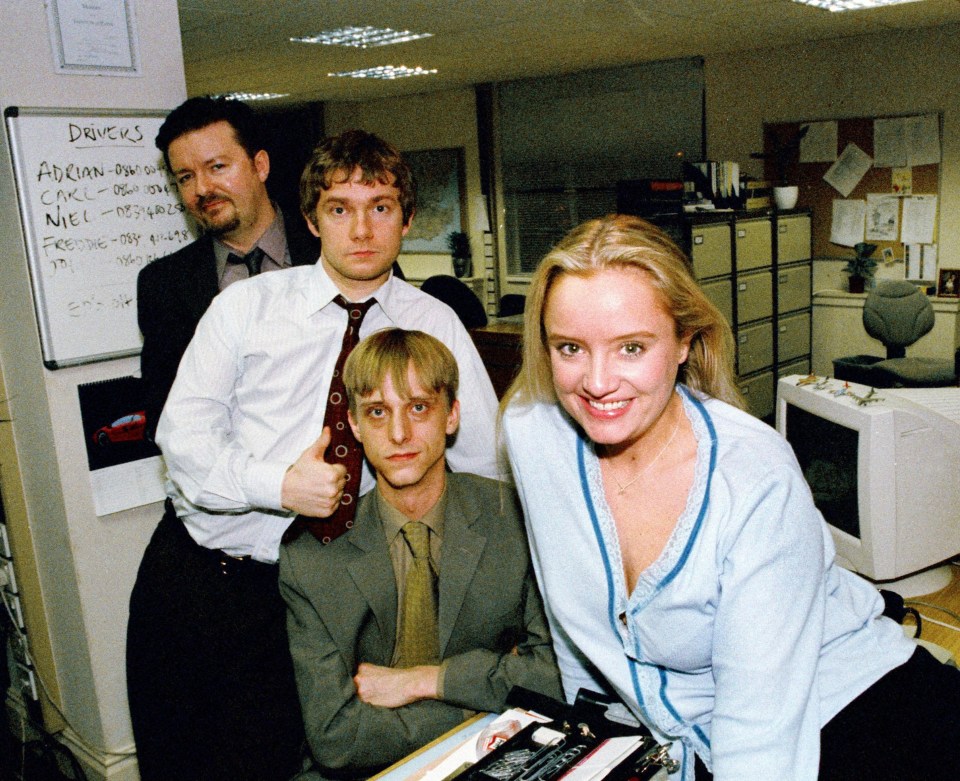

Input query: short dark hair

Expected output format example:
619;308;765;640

155;97;265;171
299;129;416;228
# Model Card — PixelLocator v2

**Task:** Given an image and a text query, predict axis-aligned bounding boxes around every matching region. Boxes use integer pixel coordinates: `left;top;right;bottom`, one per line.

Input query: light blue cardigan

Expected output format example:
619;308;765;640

502;386;914;781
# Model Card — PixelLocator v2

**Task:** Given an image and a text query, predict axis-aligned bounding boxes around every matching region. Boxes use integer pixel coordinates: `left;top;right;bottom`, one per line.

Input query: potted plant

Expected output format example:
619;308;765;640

447;230;471;278
843;242;879;294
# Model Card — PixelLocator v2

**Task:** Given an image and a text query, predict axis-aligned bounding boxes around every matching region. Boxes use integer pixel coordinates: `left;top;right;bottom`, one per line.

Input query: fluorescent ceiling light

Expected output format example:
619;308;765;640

212;92;289;101
791;0;924;10
292;26;432;48
328;65;438;80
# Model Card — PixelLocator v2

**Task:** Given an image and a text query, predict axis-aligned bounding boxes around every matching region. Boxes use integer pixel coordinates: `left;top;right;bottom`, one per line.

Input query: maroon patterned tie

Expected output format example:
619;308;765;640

283;295;376;544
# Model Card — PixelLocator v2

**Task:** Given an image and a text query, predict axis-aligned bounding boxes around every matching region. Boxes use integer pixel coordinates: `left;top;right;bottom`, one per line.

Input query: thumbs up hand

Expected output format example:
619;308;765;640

281;427;348;517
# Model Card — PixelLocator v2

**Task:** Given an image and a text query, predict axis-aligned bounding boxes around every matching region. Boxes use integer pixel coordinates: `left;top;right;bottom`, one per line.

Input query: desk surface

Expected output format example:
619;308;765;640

473;320;523;335
370;712;494;781
470;318;524;399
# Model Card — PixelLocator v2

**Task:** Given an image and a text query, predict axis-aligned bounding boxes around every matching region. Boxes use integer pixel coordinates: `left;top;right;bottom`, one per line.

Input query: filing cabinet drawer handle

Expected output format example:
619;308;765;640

737;229;746;238
738;283;747;291
779;224;788;234
694;235;704;245
779;325;788;333
779;274;789;284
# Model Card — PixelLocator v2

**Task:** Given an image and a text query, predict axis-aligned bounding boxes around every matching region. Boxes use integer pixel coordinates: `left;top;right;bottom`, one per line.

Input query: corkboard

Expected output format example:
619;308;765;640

763;116;940;264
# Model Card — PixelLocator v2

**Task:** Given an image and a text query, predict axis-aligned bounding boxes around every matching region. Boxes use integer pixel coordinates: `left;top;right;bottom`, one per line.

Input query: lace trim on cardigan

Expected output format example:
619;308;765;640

583;387;711;615
582;387;712;751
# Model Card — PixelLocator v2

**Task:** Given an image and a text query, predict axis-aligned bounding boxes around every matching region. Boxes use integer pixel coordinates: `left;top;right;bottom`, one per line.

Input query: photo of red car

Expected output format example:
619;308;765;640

80;378;161;471
92;411;148;447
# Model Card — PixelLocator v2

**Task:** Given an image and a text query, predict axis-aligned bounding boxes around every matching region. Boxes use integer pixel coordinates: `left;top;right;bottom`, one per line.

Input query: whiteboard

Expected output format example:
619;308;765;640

4;107;196;368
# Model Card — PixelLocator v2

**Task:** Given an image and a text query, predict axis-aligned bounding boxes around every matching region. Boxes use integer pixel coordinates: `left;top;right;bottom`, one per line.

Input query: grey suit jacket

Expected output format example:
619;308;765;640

279;473;562;777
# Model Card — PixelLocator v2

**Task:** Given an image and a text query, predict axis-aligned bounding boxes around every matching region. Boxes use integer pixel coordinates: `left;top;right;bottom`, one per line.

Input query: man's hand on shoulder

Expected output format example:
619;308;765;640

281;427;347;516
353;662;440;708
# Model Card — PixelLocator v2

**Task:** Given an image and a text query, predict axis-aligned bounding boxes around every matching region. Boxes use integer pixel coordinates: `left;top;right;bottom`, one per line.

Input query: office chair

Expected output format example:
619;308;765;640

498;294;526;317
420;275;488;330
832;280;958;387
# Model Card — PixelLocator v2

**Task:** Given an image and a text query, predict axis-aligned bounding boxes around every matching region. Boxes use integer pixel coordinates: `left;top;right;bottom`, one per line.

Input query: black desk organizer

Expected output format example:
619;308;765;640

456;688;680;781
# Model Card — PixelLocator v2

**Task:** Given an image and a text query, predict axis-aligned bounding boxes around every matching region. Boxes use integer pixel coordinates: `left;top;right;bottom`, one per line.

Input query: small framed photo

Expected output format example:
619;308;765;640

881;247;895;265
937;268;960;298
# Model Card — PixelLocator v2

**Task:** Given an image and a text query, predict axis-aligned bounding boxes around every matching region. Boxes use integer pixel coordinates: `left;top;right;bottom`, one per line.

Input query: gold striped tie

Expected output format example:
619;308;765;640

394;522;439;667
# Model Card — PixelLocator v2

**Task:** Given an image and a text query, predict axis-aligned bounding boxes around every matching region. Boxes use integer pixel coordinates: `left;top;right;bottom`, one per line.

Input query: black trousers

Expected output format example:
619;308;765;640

819;645;960;780
695;646;960;780
126;506;304;781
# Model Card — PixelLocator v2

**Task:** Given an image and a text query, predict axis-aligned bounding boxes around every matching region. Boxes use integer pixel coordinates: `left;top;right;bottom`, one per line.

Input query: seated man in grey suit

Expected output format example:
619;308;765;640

280;328;562;778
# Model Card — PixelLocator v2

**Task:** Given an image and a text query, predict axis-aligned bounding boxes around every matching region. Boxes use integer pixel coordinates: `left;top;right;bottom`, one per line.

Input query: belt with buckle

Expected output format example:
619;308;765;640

218;551;252;576
162;504;276;576
214;550;276;576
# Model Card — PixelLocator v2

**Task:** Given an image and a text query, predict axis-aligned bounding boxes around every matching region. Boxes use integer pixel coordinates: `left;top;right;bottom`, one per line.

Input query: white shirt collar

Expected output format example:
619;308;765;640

305;260;400;316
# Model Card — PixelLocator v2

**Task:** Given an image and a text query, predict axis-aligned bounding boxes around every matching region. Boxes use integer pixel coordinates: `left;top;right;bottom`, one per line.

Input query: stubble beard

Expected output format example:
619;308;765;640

203;214;241;237
193;196;240;237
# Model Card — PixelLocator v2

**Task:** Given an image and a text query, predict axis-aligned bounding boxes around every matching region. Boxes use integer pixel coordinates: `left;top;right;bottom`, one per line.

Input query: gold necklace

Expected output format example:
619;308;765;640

609;411;682;496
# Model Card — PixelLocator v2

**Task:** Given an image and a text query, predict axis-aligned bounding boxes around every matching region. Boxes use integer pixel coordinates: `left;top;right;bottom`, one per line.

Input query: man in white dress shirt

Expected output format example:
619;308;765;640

125;129;498;781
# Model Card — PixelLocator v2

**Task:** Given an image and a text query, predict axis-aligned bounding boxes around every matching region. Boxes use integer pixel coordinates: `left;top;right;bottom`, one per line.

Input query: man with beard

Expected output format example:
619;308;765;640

127;97;316;781
136;96;318;440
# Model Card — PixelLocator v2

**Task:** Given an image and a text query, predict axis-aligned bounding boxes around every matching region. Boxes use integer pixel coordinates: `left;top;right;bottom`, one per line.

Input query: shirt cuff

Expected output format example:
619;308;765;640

245;459;291;511
436;659;449;700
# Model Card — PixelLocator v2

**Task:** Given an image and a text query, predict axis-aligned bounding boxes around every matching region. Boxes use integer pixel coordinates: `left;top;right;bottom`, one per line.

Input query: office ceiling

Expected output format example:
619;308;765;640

178;0;960;105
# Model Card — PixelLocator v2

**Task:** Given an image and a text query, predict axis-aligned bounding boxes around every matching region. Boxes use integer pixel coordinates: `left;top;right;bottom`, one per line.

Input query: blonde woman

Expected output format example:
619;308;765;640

501;214;958;780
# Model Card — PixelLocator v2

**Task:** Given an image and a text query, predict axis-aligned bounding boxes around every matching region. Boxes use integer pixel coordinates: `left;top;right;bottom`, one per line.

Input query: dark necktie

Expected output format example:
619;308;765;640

394;522;440;667
226;247;265;277
284;295;376;545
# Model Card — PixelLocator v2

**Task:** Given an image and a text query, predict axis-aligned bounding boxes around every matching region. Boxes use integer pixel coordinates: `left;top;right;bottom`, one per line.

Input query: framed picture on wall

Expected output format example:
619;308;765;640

937;268;960;298
46;0;141;76
403;147;465;253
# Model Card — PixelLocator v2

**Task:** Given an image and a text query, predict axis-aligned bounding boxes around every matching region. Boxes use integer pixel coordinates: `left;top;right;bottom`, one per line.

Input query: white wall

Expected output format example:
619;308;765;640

705;24;960;269
0;3;185;777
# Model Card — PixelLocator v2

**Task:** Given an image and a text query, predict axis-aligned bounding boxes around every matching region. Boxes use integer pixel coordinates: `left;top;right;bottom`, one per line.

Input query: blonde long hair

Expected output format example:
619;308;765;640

502;214;744;411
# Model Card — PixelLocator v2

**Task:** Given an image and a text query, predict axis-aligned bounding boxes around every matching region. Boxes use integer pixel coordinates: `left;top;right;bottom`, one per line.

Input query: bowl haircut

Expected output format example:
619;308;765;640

344;328;458;416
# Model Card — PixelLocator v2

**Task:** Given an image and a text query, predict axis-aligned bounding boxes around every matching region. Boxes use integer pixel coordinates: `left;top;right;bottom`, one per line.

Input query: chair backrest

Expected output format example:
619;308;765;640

419;275;488;330
498;294;526;317
862;280;935;359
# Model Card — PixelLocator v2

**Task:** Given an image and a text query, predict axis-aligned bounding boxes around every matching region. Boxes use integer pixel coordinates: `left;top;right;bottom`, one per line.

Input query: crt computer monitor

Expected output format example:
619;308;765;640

776;375;960;583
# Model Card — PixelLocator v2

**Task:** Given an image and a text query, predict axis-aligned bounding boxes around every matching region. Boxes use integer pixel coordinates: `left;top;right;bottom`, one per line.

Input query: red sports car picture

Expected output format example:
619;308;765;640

92;411;148;447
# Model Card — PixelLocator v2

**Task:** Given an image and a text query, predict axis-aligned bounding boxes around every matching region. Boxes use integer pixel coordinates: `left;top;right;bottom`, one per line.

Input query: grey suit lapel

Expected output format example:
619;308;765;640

345;496;398;664
437;478;486;657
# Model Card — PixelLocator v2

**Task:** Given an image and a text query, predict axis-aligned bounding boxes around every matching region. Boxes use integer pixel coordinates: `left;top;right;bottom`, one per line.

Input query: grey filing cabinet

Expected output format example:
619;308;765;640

774;212;813;389
689;217;734;326
688;209;813;421
733;215;775;419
